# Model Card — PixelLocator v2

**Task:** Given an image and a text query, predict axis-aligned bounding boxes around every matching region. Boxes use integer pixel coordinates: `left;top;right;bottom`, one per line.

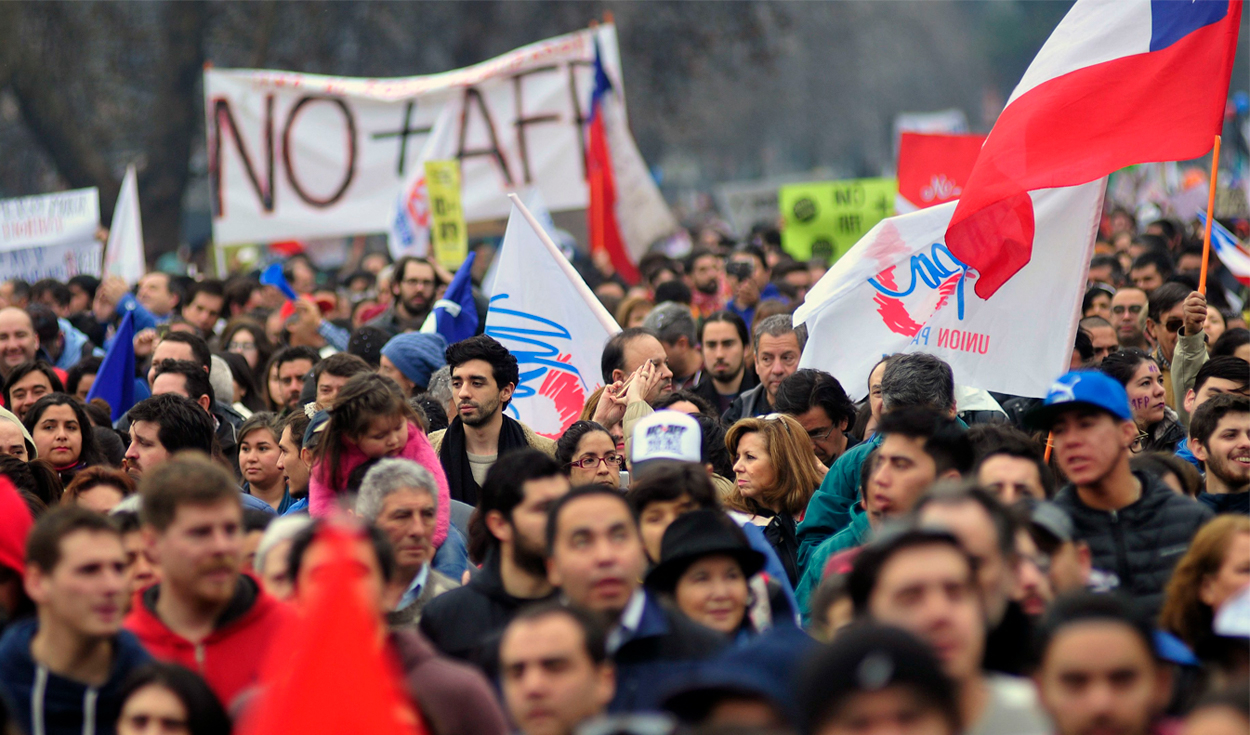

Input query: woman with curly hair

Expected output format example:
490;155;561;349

724;413;822;586
1159;514;1250;659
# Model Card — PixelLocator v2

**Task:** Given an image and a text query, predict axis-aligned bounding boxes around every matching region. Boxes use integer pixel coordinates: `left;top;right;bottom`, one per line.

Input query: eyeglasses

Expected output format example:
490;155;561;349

567;455;623;470
401;278;437;289
806;425;835;442
228;341;258;352
1111;304;1144;316
1130;432;1149;454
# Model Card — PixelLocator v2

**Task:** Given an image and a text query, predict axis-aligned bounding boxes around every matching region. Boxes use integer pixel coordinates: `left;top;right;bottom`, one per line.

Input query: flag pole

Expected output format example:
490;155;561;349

1198;135;1222;295
506;193;621;334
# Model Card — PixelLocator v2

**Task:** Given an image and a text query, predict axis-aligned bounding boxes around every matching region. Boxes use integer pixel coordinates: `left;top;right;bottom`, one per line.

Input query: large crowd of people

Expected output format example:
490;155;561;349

0;208;1244;735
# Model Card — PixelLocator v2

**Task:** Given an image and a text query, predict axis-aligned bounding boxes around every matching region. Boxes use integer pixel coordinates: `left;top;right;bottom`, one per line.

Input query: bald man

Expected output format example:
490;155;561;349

0;308;39;380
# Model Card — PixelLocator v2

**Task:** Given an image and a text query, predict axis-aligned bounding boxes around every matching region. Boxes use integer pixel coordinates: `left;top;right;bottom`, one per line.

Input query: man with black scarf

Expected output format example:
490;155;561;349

428;335;556;505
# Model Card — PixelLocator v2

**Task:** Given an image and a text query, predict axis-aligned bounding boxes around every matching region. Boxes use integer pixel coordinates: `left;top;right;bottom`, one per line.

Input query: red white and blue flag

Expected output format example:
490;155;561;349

1198;210;1250;287
947;0;1242;299
586;43;640;284
796;0;1240;399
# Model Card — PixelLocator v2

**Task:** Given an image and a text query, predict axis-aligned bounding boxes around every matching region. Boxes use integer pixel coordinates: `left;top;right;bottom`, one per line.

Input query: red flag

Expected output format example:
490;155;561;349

895;133;986;211
240;526;425;735
587;44;640;285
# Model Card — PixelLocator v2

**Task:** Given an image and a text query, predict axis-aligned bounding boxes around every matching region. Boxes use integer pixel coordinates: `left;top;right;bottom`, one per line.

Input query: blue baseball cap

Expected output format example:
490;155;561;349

1025;371;1133;430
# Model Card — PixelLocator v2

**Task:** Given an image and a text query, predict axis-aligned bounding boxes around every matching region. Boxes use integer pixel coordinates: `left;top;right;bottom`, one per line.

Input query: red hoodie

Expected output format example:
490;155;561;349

124;574;292;708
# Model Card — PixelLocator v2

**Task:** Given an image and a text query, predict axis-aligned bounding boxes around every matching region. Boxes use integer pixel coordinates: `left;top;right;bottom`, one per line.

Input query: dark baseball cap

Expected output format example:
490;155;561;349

798;624;960;735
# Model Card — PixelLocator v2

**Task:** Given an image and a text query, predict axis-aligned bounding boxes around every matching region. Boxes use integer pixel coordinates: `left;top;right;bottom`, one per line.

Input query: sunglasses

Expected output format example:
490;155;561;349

1112;304;1144;315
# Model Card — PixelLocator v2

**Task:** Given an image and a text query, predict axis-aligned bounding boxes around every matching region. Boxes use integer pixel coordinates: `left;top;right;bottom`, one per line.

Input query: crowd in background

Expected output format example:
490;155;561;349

0;203;1244;735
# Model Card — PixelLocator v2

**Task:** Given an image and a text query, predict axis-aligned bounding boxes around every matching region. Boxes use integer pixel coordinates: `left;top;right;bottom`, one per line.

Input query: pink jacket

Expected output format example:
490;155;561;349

308;423;451;548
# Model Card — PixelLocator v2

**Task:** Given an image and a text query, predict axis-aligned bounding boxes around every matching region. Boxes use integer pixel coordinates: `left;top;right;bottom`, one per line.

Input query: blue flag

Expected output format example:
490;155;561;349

260;262;299;301
87;312;137;422
429;252;479;344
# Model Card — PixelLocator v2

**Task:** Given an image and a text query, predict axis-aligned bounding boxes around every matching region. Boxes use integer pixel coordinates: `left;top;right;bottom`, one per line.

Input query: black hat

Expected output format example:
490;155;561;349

798;624;960;735
644;510;765;592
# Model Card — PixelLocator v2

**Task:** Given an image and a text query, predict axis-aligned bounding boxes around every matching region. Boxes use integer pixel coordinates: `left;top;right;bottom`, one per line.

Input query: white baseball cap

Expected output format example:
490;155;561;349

1214;585;1250;639
631;410;702;470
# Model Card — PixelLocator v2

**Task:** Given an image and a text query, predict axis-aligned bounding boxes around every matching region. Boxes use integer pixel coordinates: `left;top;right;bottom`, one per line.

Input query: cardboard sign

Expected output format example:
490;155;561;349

895;133;985;212
780;178;895;263
425;159;468;268
0;188;102;283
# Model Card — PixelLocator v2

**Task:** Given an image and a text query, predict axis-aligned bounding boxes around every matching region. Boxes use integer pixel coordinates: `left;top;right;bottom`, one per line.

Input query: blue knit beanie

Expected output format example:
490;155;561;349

380;332;448;390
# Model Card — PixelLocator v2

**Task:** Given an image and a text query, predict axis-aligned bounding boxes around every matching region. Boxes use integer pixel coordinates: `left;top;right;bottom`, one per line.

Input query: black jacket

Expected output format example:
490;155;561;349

1198;492;1249;515
692;369;759;419
722;383;772;426
1053;471;1212;617
418;550;556;675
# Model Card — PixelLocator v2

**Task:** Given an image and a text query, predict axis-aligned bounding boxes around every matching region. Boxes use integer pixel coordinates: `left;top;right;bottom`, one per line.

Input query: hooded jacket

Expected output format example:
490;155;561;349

1053;471;1212;617
308;422;451;549
419;549;558;672
53;319;102;373
123;574;291;708
0;619;150;735
390;630;509;735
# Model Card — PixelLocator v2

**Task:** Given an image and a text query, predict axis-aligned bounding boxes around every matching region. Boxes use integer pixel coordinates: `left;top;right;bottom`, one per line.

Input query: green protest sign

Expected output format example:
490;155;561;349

780;178;896;263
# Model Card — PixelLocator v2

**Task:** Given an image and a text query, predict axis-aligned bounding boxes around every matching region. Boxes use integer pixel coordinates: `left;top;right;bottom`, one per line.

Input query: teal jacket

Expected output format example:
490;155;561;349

796;434;882;570
796;503;873;619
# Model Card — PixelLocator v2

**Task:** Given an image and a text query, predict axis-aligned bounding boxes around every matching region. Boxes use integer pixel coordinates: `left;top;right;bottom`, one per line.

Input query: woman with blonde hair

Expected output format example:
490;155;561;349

1159;514;1250;658
724;413;822;586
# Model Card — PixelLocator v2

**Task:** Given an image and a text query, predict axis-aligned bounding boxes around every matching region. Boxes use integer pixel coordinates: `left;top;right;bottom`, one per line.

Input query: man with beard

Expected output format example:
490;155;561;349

367;257;444;337
685;247;726;317
1110;287;1150;349
430;335;556;505
691;311;757;416
124;454;290;708
420;451;570;671
1189;394;1250;515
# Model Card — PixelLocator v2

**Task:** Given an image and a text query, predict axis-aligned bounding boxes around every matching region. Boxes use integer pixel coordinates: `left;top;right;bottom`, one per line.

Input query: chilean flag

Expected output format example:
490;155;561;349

1198;211;1250;286
948;0;1242;299
586;42;640;285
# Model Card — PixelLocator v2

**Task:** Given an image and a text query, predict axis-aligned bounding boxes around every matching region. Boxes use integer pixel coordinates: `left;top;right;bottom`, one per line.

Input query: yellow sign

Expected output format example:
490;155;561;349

425;160;468;268
780;177;896;263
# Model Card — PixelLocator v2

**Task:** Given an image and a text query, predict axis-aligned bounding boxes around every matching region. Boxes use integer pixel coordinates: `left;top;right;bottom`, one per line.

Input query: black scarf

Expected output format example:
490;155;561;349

440;414;530;506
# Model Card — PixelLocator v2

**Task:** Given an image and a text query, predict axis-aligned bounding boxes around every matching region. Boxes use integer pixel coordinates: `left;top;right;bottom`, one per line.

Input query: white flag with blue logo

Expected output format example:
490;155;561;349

486;198;621;438
794;180;1106;400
